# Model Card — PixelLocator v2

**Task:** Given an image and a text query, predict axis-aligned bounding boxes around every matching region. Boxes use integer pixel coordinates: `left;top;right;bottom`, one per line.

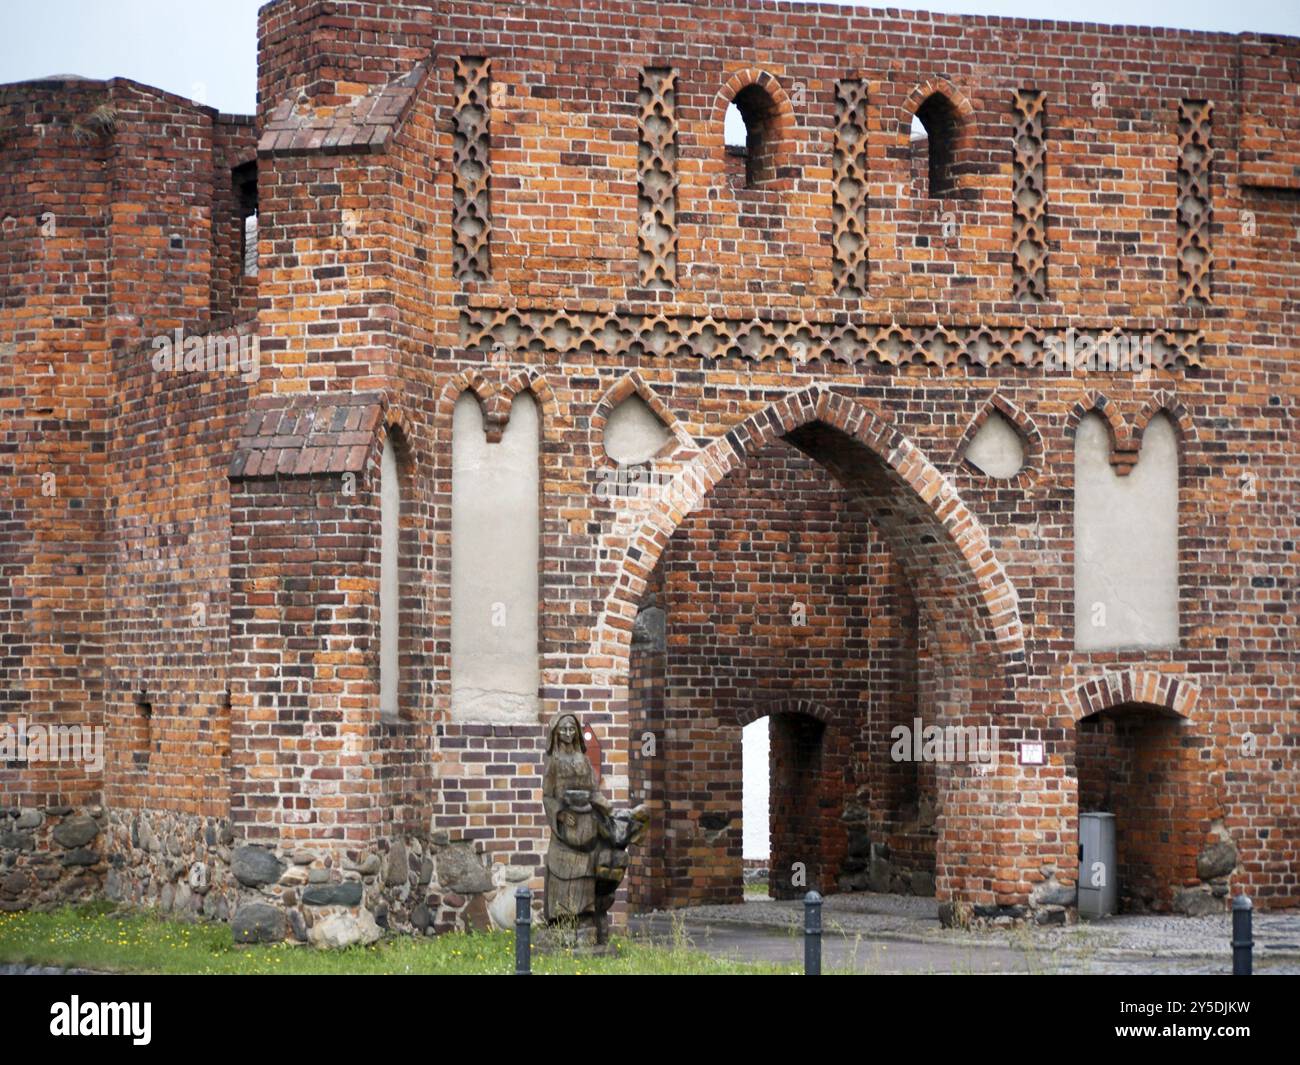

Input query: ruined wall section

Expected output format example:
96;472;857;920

0;80;113;821
211;114;260;322
1;78;261;909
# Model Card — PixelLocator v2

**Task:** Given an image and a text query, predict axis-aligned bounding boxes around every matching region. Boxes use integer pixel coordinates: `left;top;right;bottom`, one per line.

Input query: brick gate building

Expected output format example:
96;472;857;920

1;0;1297;937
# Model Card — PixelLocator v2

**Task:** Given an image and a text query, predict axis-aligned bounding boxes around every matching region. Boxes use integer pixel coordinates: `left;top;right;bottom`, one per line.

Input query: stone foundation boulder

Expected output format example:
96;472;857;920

233;902;287;944
308;907;381;949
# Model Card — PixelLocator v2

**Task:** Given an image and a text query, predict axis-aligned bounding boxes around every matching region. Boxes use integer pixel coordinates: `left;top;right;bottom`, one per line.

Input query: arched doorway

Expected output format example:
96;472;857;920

601;389;1026;913
1069;672;1228;915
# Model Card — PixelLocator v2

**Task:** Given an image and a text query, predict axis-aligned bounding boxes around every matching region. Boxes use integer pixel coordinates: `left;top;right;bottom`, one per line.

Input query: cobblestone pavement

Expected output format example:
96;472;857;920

629;894;1300;975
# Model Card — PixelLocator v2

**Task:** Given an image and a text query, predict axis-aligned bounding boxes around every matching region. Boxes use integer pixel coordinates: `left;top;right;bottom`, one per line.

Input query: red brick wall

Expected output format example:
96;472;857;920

0;80;113;810
0;78;262;909
256;0;434;120
99;85;258;821
4;1;1299;925
0;79;256;814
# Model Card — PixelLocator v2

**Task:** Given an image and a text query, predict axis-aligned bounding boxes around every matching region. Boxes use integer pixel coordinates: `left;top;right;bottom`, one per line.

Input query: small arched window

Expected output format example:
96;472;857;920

379;433;401;720
725;84;779;188
913;93;960;199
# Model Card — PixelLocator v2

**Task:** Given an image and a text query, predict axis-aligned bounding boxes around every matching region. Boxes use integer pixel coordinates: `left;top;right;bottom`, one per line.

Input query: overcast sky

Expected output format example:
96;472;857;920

1;0;1297;115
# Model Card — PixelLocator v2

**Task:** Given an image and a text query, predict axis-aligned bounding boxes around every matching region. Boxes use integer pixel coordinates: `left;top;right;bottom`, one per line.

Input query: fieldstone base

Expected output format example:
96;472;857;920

94;810;537;947
0;805;106;911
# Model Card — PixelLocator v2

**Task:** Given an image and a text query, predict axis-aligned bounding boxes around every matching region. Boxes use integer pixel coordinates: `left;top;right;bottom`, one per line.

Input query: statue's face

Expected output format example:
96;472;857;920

557;718;578;746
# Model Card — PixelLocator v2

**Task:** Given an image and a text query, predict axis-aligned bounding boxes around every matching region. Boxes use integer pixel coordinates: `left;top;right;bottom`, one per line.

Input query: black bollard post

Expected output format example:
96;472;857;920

804;890;822;975
1232;894;1253;976
515;887;532;975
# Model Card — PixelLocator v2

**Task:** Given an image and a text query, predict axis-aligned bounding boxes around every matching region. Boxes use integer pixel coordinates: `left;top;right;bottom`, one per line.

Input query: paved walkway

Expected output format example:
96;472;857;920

629;894;1300;974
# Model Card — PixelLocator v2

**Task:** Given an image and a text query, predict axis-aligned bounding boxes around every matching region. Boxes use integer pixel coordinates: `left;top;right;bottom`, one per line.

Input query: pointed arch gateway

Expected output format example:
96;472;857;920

589;387;1031;914
597;388;1023;667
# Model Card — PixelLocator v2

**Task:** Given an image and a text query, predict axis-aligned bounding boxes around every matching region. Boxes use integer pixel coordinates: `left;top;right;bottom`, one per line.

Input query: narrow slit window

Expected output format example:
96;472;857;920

133;693;153;768
234;161;258;277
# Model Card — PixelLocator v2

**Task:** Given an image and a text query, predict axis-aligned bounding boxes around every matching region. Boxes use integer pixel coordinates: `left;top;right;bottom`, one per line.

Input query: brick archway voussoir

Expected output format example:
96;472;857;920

595;387;1025;674
1064;669;1202;726
736;698;833;727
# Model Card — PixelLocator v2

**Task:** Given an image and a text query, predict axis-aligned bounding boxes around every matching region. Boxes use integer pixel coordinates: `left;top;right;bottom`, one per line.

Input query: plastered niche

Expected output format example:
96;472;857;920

964;410;1024;478
604;394;673;464
1074;413;1178;650
451;392;540;722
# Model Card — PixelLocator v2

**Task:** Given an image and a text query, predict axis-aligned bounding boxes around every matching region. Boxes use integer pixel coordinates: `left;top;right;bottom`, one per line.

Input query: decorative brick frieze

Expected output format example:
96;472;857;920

1011;89;1048;300
452;57;492;281
637;68;678;289
460;306;1204;371
1176;99;1213;305
832;79;870;296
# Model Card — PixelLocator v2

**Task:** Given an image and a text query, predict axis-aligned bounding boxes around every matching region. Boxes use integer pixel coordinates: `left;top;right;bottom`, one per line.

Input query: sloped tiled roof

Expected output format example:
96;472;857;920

229;392;384;479
258;61;428;156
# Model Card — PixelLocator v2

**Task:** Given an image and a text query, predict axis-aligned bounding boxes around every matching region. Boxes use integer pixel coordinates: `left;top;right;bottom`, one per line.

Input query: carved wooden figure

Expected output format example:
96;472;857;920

542;714;648;944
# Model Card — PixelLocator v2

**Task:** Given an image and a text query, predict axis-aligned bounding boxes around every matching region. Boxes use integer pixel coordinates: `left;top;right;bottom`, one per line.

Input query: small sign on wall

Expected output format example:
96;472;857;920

1019;741;1045;766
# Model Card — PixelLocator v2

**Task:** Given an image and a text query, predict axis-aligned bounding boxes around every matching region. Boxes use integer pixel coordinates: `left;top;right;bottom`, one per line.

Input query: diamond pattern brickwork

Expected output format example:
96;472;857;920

832;80;869;296
1011;89;1048;300
638;68;678;289
1176;99;1213;305
452;57;492;281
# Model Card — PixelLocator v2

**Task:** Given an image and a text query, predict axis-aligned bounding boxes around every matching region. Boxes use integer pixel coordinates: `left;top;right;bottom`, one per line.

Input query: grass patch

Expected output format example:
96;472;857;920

0;904;798;976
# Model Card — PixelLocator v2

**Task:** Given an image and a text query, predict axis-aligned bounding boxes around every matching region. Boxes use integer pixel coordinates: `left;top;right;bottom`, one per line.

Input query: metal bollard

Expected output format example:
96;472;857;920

1232;893;1253;976
515;887;532;975
804;890;822;975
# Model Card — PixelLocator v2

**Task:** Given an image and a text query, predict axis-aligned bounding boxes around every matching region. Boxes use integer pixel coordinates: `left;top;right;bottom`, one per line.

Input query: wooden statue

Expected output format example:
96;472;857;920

542;713;648;944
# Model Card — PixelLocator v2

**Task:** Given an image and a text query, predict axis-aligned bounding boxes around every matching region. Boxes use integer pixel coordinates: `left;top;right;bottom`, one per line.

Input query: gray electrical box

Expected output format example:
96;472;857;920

1078;812;1117;919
